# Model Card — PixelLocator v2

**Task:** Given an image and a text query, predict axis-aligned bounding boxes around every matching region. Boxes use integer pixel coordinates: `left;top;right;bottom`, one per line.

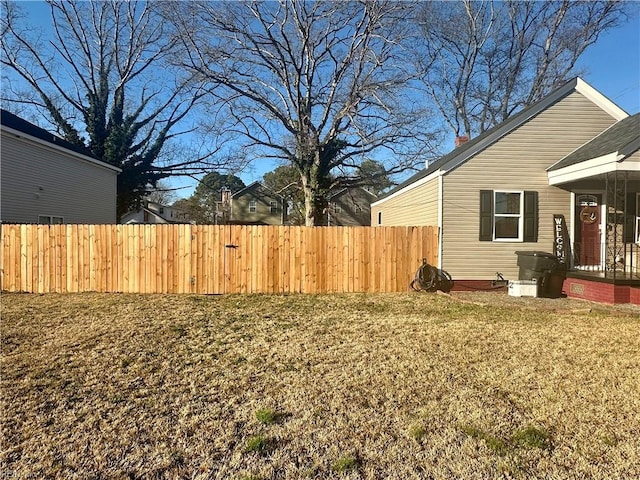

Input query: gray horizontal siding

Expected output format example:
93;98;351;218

232;188;283;224
441;91;620;280
1;132;118;223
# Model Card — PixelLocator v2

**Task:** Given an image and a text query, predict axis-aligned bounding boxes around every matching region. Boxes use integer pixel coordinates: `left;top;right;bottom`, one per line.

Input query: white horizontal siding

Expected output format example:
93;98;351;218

1;132;118;223
442;91;620;281
371;177;439;226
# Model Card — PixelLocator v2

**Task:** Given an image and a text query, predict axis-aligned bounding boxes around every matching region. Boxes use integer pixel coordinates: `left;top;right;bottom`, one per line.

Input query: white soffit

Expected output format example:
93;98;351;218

548;152;640;185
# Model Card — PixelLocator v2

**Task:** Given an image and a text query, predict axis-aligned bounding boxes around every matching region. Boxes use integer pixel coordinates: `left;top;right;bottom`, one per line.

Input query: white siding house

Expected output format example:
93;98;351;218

121;200;190;224
1;110;120;224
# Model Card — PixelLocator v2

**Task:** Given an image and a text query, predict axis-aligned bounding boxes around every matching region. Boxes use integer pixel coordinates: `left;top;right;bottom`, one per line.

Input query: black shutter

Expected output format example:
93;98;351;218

479;190;493;241
523;191;538;242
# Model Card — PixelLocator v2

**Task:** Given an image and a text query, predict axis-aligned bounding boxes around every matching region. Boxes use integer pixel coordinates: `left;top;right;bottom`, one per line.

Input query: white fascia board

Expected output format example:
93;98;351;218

370;169;444;207
575;78;629;121
547;151;634;185
1;126;122;173
437;175;443;270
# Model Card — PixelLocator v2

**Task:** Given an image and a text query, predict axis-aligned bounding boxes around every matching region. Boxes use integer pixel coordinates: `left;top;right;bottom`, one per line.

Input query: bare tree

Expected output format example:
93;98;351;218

416;0;628;138
144;180;179;206
165;0;437;225
1;0;226;220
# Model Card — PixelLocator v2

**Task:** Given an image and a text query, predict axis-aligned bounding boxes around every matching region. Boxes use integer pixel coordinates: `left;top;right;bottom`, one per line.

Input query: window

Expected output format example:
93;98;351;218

38;215;63;224
480;190;538;242
159;207;164;214
494;191;522;240
270;201;278;213
332;202;341;213
249;200;257;213
378;211;382;225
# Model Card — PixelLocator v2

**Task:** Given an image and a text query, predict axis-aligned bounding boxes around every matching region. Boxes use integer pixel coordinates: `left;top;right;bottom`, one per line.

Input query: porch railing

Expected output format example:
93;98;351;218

572;242;639;278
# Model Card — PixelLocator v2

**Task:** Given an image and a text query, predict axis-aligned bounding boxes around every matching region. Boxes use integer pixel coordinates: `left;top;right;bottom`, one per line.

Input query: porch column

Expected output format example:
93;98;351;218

605;171;627;279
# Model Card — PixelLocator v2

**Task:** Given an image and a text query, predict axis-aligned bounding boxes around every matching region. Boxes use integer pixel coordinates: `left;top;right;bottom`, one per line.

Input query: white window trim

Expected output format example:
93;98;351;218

493;190;524;242
249;200;257;213
269;200;278;213
636;193;640;244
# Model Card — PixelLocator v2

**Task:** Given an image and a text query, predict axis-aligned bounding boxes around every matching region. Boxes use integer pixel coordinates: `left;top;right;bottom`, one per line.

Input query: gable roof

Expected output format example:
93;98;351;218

548;113;640;171
0;109;121;173
232;181;283;199
373;77;627;205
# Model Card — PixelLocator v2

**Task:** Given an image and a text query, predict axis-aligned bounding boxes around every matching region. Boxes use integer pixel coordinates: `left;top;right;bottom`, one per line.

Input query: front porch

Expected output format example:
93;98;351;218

562;183;640;304
546;112;640;304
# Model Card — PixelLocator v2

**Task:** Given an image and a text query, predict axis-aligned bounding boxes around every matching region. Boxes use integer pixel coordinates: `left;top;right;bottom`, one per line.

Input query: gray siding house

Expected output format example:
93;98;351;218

230;182;285;225
371;78;639;303
326;187;377;226
1;110;120;224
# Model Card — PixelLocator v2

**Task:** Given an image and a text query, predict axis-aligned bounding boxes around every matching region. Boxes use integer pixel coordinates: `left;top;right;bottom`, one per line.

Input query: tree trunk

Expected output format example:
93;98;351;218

301;166;328;227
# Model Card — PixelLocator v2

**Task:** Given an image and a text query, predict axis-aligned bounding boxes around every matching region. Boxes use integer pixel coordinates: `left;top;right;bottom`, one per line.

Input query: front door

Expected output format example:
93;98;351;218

575;194;602;267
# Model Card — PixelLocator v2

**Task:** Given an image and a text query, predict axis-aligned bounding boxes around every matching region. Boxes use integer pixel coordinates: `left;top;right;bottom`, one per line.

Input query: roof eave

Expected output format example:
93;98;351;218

547;151;640;185
1;125;122;174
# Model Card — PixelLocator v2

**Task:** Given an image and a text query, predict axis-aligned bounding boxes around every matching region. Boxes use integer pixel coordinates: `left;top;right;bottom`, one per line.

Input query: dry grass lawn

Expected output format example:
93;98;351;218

1;292;639;479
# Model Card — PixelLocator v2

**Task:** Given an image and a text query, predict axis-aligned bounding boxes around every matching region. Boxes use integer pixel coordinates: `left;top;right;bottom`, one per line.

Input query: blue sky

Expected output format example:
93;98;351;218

575;11;640;115
7;1;640;199
184;9;640;197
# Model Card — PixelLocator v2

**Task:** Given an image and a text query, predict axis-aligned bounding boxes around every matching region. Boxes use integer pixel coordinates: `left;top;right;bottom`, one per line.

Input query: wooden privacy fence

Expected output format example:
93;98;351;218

0;224;438;294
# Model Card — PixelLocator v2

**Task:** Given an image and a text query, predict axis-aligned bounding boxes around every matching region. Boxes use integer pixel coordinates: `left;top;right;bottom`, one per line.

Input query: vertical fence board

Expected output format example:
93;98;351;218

9;226;18;291
114;225;122;293
179;225;186;294
0;226;6;290
157;225;166;294
167;224;176;293
291;227;299;293
58;225;68;293
268;226;277;293
36;226;45;293
20;225;29;292
237;225;248;294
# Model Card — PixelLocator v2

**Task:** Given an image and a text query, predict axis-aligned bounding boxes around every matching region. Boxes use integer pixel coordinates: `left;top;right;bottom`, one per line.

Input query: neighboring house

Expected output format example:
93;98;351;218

326;187;377;226
371;78;639;304
121;200;190;224
229;182;285;225
1;109;120;224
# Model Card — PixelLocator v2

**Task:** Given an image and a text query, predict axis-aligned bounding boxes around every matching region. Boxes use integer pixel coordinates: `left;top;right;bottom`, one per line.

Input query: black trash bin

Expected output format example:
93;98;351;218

514;251;566;298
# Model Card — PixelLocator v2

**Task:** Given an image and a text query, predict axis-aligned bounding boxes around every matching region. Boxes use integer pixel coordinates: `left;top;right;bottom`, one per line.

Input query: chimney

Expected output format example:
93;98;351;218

455;135;469;148
221;187;231;204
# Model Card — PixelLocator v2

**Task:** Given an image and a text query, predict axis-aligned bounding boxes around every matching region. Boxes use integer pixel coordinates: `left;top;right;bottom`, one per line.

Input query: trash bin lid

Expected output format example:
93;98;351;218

514;251;558;259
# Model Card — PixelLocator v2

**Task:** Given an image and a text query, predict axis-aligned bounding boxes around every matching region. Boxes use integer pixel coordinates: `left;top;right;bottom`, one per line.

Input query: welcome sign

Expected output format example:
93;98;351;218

553;214;571;265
